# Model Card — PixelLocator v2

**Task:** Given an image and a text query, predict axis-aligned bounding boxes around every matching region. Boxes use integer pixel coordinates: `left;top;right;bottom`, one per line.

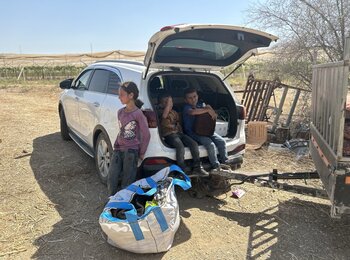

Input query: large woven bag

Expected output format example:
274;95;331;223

99;165;191;253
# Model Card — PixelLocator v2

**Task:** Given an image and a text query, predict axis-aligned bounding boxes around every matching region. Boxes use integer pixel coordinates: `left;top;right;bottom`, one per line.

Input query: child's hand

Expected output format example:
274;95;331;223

209;110;217;120
206;107;217;120
162;98;173;118
205;105;217;120
166;97;173;108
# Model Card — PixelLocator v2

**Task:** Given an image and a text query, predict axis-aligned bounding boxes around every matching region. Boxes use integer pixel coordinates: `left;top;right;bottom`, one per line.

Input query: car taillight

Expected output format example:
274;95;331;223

143;158;171;166
160;26;174;31
237;105;246;120
143;110;158;128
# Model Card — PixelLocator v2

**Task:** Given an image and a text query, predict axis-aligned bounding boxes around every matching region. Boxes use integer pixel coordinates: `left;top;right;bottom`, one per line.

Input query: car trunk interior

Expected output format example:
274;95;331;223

148;72;239;139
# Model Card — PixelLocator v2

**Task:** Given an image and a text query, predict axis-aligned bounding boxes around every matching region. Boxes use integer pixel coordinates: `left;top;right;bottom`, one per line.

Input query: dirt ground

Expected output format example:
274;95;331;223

1;84;350;260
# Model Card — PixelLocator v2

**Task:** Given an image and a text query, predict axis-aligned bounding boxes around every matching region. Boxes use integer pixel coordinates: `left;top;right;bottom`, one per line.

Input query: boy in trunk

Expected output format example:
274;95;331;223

182;87;228;172
158;92;209;177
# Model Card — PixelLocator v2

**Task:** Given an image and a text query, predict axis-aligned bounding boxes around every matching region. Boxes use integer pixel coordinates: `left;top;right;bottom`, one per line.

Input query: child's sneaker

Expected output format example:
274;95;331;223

188;166;209;177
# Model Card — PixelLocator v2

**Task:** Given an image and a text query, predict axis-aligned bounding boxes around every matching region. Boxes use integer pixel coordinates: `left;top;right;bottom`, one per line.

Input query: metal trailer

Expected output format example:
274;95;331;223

309;38;350;218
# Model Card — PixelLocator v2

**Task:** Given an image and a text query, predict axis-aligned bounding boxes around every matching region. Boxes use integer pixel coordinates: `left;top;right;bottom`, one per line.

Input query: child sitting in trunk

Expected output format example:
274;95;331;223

182;87;228;172
158;92;209;177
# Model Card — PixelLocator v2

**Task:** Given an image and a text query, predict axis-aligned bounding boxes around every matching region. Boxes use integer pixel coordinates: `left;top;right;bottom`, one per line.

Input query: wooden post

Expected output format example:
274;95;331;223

344;37;350;61
17;67;24;81
286;89;301;128
271;86;288;132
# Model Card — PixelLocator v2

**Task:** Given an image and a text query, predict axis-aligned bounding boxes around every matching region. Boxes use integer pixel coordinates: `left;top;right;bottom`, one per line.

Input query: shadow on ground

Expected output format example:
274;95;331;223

30;133;191;259
30;133;350;259
177;189;350;259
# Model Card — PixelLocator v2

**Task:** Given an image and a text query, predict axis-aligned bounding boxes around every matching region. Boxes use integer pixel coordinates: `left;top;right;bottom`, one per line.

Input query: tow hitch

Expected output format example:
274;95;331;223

189;165;327;199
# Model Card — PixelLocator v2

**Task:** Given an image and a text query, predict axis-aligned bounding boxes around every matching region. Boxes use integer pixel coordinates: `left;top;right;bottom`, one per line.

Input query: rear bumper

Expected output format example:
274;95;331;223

140;153;244;178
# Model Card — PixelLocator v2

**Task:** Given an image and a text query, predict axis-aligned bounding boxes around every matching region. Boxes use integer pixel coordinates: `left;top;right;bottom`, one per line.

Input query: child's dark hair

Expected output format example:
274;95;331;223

120;81;144;108
157;92;171;104
184;86;198;97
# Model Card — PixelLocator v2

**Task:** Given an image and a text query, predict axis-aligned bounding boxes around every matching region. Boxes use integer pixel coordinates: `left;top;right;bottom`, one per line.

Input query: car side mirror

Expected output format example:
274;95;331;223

59;78;74;89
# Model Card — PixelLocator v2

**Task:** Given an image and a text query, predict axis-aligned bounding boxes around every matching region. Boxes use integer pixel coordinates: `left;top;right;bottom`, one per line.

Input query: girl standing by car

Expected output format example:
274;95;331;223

107;81;151;196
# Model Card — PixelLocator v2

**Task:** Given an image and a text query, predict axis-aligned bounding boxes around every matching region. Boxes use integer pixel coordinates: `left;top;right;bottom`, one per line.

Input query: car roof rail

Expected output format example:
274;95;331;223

93;60;144;66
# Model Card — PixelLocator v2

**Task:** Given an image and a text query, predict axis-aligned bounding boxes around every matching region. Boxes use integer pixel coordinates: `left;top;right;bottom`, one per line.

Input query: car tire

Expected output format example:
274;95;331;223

95;132;113;185
60;109;71;141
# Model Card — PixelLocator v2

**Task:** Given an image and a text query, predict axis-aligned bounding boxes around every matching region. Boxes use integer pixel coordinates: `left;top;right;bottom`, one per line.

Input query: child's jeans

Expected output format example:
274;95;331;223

164;132;201;170
191;132;228;169
107;149;138;196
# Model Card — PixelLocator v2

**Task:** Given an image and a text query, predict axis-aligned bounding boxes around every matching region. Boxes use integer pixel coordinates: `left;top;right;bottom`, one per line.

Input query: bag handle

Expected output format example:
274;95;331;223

126;184;157;196
124;205;169;241
125;211;145;241
169;164;192;190
125;166;191;194
105;201;136;210
100;202;138;223
145;176;157;187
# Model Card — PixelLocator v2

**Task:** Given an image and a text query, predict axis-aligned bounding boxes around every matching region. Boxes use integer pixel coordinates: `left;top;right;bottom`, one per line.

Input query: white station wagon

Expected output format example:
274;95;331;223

58;24;277;184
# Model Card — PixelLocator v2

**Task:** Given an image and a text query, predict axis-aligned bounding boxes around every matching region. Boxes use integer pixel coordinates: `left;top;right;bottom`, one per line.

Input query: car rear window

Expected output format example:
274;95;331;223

107;72;121;95
88;69;109;93
153;28;274;67
158;39;239;60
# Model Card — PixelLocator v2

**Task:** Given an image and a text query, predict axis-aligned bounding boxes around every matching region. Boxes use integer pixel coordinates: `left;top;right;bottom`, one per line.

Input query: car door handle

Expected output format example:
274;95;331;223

93;102;100;107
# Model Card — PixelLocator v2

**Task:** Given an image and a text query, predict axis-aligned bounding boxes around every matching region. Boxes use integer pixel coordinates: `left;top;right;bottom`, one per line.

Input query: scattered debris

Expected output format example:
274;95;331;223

231;188;246;199
268;139;309;160
284;139;309;159
268;143;289;152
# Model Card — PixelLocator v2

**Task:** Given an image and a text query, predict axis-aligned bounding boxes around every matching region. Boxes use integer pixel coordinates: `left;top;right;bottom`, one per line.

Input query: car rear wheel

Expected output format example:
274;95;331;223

95;132;113;185
59;109;71;141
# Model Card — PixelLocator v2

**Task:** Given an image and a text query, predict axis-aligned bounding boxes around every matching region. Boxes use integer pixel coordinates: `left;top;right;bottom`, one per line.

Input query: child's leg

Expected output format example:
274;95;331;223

211;133;228;163
164;134;187;170
180;133;200;168
107;150;122;196
193;135;220;169
120;149;138;189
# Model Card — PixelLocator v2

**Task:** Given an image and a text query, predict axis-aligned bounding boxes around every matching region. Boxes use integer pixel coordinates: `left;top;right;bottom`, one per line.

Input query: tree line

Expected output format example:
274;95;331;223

0;65;85;81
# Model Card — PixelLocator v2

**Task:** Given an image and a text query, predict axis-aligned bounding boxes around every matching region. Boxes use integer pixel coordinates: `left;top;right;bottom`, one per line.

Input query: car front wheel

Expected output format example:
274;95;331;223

95;132;113;185
59;109;71;141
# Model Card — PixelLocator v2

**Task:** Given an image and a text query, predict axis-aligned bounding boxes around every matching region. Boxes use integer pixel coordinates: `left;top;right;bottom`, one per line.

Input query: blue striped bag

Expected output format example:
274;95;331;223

99;165;191;253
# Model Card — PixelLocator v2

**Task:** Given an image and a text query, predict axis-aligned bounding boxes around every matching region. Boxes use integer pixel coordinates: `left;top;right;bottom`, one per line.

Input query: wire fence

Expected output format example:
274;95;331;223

0;50;145;81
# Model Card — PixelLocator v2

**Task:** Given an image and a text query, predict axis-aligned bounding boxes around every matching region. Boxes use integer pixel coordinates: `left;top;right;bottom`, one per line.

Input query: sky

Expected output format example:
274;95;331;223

1;0;264;54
